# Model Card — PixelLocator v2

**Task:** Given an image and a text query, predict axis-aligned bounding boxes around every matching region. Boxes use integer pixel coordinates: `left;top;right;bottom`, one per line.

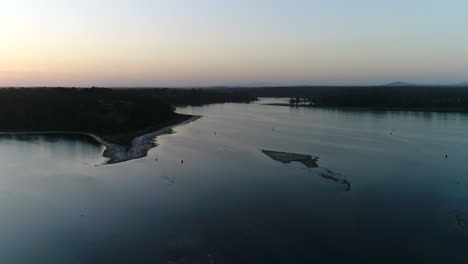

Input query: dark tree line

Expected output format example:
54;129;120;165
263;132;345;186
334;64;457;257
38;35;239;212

0;87;256;136
117;88;257;105
0;88;176;134
312;87;468;109
216;86;468;110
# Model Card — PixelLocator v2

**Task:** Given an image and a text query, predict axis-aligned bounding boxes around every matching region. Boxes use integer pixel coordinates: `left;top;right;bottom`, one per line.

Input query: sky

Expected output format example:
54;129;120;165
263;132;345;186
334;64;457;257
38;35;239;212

1;0;467;87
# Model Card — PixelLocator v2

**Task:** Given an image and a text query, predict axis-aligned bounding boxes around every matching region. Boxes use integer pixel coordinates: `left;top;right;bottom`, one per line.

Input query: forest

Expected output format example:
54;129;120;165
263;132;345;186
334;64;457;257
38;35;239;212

0;87;256;144
220;86;468;110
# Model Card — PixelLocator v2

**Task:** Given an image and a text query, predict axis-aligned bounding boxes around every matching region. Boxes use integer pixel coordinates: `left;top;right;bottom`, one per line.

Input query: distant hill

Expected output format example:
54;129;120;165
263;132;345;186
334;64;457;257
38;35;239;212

383;82;422;86
383;82;468;87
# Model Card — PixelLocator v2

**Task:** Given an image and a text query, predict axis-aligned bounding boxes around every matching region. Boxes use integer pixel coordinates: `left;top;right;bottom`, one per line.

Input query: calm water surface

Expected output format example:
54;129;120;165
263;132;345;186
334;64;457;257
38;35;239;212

1;98;468;263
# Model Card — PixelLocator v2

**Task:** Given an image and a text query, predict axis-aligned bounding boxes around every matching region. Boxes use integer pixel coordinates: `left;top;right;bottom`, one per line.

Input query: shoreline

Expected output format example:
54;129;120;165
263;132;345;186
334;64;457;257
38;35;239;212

263;103;468;113
102;115;201;164
0;115;201;165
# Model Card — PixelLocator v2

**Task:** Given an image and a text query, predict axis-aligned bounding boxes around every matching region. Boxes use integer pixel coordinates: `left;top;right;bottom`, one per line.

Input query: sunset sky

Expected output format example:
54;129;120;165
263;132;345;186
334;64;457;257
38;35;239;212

1;0;467;87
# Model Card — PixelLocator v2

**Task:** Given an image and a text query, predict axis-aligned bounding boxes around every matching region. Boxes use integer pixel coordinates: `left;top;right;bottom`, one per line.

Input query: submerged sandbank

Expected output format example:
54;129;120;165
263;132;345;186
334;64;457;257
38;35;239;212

261;149;350;191
261;149;319;168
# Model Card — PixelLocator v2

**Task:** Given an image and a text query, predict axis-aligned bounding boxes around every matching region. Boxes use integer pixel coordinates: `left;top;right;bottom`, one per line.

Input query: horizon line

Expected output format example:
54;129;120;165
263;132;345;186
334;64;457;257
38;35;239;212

1;83;468;89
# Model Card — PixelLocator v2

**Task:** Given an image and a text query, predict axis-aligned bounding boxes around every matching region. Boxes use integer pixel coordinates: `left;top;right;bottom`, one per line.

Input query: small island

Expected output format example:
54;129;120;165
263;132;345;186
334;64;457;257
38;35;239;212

261;149;319;168
0;87;255;164
261;149;350;191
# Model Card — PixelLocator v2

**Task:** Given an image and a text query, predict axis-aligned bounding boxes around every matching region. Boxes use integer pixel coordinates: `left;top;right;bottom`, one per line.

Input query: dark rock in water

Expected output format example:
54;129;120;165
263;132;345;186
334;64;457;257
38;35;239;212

261;149;319;168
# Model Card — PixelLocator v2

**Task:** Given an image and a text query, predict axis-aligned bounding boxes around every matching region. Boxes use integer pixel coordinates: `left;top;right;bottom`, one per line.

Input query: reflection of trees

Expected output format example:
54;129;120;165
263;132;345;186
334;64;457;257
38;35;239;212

0;133;101;146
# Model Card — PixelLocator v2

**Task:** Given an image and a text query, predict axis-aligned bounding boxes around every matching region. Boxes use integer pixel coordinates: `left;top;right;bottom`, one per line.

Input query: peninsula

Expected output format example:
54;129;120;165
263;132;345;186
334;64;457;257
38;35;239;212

0;87;255;163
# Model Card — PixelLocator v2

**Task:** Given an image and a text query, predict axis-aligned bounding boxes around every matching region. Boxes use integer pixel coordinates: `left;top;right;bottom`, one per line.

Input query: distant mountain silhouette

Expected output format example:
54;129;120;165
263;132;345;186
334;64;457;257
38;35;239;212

212;81;468;88
383;82;468;87
227;82;287;87
383;82;416;86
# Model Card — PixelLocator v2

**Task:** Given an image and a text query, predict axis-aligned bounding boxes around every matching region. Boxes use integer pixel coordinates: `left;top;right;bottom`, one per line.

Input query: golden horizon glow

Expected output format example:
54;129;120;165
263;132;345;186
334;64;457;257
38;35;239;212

1;0;468;87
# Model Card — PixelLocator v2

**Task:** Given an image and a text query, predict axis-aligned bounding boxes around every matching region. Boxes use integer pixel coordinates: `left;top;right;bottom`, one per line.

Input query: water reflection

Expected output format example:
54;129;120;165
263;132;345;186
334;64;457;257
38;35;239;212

318;168;351;192
0;133;104;166
0;134;101;146
456;213;468;231
0;99;467;262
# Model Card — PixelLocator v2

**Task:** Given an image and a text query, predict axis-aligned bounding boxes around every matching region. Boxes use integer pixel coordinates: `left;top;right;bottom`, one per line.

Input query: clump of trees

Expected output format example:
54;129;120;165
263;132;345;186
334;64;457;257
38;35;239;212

289;97;315;106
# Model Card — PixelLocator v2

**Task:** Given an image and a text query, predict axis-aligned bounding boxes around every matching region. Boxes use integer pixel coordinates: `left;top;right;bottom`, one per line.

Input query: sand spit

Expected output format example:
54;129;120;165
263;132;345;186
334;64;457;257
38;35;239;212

261;149;350;191
0;115;201;165
102;115;200;164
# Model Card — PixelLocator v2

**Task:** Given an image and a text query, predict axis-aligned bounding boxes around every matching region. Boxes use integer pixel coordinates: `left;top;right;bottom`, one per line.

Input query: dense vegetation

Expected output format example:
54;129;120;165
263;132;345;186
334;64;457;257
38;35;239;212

218;86;468;110
0;88;176;134
118;87;256;105
0;88;256;144
312;86;468;109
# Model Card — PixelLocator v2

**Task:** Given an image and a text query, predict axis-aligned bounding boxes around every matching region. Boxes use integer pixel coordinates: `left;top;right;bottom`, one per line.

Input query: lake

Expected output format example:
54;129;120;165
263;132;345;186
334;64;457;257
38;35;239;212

0;98;467;263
